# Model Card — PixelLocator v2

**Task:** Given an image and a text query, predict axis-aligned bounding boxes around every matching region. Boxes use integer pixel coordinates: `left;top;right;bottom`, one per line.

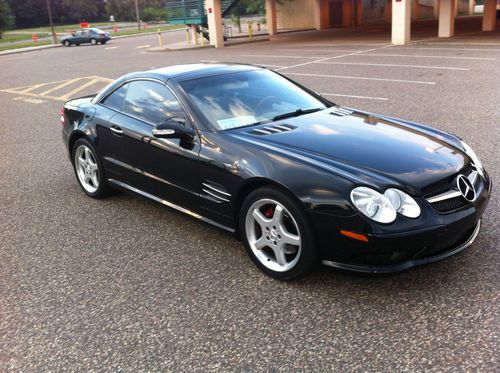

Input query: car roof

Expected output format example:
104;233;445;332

125;63;264;83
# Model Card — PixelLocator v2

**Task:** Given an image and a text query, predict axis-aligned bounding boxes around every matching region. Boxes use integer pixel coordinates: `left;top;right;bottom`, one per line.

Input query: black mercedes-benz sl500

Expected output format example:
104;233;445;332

61;63;491;280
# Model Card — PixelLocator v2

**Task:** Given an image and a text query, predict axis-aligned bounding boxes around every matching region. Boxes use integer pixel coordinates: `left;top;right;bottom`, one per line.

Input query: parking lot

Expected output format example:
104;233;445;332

1;22;499;371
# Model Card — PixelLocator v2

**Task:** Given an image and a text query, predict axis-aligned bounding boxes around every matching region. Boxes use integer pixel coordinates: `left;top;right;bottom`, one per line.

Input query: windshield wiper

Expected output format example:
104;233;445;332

272;107;323;122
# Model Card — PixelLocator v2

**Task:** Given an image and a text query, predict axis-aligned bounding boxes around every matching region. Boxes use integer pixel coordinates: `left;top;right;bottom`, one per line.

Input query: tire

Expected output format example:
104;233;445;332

72;138;114;199
76;43;80;46
101;40;107;45
90;38;98;45
239;186;318;280
64;40;70;47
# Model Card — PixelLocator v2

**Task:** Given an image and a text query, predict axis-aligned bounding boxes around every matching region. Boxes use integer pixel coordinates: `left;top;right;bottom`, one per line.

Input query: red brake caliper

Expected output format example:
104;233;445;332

264;207;274;218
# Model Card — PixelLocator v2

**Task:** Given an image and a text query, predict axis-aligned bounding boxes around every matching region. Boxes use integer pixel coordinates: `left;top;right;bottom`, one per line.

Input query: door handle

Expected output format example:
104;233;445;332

110;126;123;135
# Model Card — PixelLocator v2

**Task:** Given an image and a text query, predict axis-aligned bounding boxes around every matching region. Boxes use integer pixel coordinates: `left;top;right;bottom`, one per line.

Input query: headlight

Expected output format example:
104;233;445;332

350;187;397;224
384;188;421;218
461;140;484;175
351;187;421;223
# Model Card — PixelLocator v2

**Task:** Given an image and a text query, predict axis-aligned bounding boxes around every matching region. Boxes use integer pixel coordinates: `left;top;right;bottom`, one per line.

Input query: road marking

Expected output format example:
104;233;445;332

135;44;151;49
241;54;328;59
278;49;362;53
320;93;389;101
422;42;500;46
0;76;113;102
105;46;119;50
286;72;436;85
60;79;99;100
276;44;392;71
200;59;285;68
315;61;470;71
390;46;500;52
39;78;82;96
355;53;495;60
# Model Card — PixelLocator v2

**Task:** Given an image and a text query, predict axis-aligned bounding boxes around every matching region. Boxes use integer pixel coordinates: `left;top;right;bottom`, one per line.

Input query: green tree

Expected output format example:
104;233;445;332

0;0;15;38
62;0;99;22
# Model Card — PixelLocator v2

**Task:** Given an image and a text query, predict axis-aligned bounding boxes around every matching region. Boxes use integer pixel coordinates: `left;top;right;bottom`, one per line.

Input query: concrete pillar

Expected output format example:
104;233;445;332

386;0;393;23
314;0;329;29
482;0;497;31
438;0;456;37
356;0;363;26
392;0;411;45
206;0;224;48
468;0;474;15
191;25;198;45
455;0;458;16
343;0;353;27
434;0;440;18
265;0;277;35
412;0;420;20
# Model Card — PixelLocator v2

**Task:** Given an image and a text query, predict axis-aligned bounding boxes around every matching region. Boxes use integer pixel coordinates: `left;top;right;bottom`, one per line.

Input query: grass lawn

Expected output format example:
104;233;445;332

0;40;53;52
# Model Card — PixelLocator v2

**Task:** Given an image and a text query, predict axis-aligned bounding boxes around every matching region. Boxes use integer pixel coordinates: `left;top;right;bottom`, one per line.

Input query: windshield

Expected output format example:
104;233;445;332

179;69;327;130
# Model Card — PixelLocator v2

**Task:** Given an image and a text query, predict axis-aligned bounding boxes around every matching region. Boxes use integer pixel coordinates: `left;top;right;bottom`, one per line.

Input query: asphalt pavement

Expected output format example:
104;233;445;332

0;21;499;372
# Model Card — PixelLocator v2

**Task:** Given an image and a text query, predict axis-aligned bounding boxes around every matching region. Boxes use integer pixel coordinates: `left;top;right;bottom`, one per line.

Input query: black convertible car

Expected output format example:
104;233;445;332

61;63;491;280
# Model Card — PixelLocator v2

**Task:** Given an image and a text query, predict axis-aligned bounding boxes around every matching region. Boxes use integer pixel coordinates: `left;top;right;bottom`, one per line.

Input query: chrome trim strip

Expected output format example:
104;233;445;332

108;179;235;233
426;190;462;203
202;182;231;197
321;220;481;274
253;129;273;135
202;188;230;202
265;127;283;133
274;125;292;131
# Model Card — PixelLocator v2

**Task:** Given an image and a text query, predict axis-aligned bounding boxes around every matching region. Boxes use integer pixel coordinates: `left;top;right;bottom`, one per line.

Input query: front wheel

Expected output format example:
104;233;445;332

90;38;98;45
72;139;113;198
64;40;70;47
240;187;318;280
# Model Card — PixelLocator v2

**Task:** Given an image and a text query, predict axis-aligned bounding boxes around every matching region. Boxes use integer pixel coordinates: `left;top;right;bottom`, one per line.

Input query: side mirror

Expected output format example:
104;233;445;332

152;117;193;141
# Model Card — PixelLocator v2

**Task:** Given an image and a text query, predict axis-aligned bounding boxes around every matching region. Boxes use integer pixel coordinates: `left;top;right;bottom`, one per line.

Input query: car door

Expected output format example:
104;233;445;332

94;82;130;180
106;79;201;211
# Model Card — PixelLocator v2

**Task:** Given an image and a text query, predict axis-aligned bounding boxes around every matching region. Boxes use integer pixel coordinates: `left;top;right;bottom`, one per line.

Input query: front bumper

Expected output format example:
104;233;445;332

311;171;491;273
322;220;481;273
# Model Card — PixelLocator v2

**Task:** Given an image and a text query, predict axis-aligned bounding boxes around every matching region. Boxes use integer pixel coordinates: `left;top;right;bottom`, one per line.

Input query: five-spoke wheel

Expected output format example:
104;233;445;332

72;138;113;198
241;187;318;280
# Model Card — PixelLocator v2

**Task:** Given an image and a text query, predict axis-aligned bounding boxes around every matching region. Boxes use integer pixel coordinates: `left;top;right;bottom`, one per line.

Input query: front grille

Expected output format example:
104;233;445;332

423;164;476;213
431;197;469;212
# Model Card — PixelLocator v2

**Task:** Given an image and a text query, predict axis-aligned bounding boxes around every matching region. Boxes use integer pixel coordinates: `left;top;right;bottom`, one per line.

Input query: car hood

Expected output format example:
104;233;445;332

227;108;469;192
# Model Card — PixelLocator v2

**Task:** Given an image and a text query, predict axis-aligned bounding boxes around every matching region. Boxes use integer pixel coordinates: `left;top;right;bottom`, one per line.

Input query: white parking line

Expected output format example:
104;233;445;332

422;42;500;46
201;60;285;68
320;93;388;101
279;49;362;53
105;46;119;50
276;44;392;71
315;61;470;71
241;54;328;60
286;72;436;85
135;45;151;49
390;47;500;52
356;53;495;60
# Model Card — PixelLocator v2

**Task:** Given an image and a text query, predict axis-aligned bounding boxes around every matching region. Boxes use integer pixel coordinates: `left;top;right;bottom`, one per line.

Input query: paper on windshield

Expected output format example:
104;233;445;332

217;116;257;130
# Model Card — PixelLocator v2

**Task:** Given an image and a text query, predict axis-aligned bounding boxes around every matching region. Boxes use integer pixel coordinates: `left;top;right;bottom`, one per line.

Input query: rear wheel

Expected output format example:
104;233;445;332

72;139;113;198
240;187;318;280
64;40;70;47
90;38;98;45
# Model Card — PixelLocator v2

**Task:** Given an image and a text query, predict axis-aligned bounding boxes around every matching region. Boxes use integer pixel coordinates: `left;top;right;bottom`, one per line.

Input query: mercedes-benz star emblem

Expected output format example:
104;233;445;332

457;174;476;202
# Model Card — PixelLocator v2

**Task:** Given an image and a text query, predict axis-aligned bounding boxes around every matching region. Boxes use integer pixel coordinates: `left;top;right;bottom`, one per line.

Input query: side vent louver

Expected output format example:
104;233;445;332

250;124;297;136
329;106;353;117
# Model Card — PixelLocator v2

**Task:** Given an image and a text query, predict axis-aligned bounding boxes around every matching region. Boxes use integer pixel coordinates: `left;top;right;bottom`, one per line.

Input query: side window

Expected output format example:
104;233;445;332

102;83;129;111
123;80;184;125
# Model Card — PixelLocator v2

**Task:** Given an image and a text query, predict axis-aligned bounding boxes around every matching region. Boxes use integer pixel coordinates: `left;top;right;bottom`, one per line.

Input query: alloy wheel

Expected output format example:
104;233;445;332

245;198;302;272
74;145;99;193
